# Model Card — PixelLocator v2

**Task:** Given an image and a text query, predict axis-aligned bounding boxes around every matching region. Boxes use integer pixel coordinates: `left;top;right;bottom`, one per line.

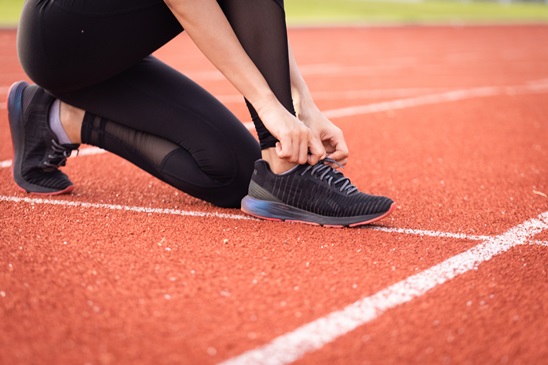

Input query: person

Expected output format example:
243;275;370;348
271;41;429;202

7;0;395;227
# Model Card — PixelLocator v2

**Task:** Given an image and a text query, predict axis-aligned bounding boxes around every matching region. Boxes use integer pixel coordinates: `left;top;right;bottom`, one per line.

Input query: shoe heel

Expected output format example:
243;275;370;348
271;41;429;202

7;81;26;127
6;82;28;182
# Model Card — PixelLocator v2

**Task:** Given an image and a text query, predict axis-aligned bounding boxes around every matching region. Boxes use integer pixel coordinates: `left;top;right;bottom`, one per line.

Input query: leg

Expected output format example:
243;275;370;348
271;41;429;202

58;56;260;208
17;0;183;93
13;0;260;206
217;0;293;150
215;1;397;225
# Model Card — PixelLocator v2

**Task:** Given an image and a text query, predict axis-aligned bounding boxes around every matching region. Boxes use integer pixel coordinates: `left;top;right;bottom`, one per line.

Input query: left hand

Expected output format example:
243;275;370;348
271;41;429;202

296;104;349;167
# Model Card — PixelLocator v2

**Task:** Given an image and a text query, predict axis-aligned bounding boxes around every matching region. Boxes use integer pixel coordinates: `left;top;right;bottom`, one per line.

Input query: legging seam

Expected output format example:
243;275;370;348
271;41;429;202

123;76;242;182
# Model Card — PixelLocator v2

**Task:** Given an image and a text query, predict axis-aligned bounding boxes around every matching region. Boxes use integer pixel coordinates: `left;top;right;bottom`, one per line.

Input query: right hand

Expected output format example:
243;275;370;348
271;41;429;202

257;100;326;165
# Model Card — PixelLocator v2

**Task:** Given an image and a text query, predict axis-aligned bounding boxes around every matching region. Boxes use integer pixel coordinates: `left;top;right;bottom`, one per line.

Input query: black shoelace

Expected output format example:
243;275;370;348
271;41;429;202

301;158;358;194
43;139;77;171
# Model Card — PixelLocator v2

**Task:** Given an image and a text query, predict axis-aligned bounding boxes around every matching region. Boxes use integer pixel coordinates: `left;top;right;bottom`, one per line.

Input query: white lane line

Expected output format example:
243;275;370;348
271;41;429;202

323;83;548;119
1;195;547;248
218;211;548;365
0;147;106;169
532;240;548;247
374;226;548;246
371;226;491;241
240;81;548;132
0;195;255;221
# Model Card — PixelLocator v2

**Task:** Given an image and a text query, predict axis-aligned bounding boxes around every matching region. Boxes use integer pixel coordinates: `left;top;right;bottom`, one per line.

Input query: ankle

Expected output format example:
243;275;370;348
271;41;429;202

261;148;298;174
59;102;84;144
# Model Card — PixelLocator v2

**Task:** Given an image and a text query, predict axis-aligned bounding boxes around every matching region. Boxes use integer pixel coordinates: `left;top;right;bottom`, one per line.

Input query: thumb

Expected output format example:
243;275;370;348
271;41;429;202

307;136;326;166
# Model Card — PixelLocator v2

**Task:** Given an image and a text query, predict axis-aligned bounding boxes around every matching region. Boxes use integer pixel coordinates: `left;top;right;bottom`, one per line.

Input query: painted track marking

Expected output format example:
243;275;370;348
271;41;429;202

218;211;548;365
2;76;546;365
1;195;546;247
322;83;548;119
0;29;546;365
0;195;254;221
0;146;105;169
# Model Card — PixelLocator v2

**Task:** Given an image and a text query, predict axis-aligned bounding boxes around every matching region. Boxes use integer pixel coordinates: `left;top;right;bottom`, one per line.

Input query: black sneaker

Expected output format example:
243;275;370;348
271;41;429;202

7;81;80;195
241;159;396;227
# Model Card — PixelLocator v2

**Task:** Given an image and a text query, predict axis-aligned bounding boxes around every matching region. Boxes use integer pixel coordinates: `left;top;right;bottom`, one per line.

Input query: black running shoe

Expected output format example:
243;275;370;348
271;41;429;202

241;159;396;227
7;81;80;195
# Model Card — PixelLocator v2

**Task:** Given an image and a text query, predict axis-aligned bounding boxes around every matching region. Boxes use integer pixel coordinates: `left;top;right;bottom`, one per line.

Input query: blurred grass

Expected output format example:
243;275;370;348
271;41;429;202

0;0;23;25
1;0;547;26
286;0;548;25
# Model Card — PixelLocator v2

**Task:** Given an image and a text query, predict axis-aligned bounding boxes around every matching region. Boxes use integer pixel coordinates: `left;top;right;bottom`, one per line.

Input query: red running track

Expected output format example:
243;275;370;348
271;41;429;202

1;25;547;365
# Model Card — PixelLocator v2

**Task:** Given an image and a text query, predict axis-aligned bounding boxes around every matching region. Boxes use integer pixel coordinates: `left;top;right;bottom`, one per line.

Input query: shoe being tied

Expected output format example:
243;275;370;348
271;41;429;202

241;159;396;227
7;81;80;195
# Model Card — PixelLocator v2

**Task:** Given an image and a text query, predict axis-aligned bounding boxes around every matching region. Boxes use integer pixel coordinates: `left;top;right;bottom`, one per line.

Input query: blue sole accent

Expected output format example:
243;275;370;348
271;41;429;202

241;195;395;227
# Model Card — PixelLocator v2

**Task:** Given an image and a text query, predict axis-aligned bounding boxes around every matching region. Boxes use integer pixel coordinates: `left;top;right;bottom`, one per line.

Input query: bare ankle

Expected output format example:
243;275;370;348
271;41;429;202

261;148;298;174
59;102;85;144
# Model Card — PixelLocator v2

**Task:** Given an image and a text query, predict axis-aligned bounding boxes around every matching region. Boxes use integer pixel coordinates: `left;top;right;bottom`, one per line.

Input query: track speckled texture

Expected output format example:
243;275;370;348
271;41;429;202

1;26;547;365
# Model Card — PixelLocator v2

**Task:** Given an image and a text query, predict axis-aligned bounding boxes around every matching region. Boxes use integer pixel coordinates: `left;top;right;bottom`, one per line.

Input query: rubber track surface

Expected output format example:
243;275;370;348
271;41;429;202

1;25;547;365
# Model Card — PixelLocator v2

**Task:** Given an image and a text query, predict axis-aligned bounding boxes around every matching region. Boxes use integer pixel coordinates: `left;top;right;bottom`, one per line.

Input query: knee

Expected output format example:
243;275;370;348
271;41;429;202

207;157;256;208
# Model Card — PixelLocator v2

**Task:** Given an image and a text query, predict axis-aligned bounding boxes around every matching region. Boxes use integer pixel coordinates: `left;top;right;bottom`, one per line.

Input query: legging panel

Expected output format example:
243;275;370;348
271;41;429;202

15;0;294;206
73;56;260;207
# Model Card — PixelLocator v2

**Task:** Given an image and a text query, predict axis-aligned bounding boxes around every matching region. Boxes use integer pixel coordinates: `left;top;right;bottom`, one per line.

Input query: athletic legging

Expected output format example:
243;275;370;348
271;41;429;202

16;0;295;208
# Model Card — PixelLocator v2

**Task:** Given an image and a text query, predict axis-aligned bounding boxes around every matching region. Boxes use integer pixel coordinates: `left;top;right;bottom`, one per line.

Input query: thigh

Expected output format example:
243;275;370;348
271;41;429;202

18;0;182;93
56;56;260;179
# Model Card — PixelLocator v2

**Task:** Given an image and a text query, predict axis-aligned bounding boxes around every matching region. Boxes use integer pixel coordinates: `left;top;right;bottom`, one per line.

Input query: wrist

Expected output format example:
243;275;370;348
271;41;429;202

292;85;314;114
252;92;280;118
295;97;320;124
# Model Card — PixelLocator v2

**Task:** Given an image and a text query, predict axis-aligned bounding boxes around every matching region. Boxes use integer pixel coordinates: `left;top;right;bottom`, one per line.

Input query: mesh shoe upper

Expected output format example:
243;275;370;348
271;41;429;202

247;159;394;218
7;81;79;194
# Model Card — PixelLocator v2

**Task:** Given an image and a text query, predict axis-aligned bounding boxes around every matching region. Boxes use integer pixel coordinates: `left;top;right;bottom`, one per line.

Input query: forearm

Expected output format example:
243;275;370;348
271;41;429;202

164;0;328;166
164;0;278;112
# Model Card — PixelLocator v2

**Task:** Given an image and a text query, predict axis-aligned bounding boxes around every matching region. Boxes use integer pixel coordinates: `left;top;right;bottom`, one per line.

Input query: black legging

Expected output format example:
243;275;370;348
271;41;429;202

16;0;294;207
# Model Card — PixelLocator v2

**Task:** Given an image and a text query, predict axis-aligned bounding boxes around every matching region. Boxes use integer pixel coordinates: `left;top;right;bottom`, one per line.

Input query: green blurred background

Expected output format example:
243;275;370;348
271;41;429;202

1;0;547;26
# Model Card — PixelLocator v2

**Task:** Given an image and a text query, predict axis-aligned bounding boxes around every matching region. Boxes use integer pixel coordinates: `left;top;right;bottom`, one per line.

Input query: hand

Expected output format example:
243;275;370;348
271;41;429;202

296;104;349;167
257;99;326;165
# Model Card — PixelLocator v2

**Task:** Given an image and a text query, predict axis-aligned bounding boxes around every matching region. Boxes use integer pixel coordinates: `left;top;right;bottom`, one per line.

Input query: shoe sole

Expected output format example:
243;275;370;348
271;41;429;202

241;195;396;228
7;81;74;195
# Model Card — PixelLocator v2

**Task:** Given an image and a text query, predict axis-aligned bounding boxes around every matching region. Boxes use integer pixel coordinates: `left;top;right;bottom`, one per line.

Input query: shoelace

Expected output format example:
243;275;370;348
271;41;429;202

43;139;78;171
300;158;358;194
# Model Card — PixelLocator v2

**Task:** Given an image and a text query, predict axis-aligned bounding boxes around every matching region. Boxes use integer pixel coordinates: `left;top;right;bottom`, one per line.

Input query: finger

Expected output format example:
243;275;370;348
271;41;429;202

297;133;309;165
334;138;349;159
327;137;349;161
291;134;302;164
275;141;283;156
307;135;326;166
327;150;348;166
276;135;292;160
